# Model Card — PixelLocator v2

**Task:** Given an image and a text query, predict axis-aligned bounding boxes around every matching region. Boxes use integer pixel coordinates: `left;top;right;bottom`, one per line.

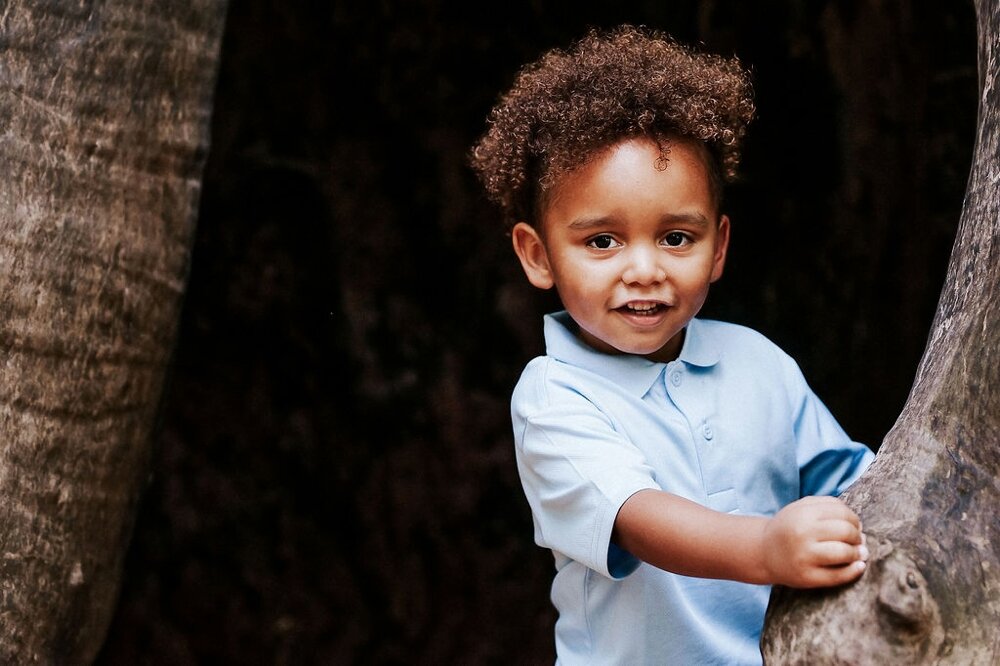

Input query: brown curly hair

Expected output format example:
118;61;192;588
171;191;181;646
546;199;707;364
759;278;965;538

470;24;755;228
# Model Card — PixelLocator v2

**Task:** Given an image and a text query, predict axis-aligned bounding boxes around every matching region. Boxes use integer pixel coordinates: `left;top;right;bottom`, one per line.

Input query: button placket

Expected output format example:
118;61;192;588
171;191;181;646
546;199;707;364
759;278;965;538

662;363;735;511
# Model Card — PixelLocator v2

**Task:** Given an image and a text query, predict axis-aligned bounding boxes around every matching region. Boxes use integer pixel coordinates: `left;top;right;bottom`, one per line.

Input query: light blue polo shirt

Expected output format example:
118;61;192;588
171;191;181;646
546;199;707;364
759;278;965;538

511;311;874;665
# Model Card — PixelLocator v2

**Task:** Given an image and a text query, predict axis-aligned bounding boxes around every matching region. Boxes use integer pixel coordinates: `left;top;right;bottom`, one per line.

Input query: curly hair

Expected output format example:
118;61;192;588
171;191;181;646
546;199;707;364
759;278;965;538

469;25;755;228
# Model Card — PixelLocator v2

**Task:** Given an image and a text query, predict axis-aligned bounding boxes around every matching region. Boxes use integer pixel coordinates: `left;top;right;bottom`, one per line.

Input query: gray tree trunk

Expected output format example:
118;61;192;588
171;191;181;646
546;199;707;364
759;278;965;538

0;1;226;661
761;0;1000;663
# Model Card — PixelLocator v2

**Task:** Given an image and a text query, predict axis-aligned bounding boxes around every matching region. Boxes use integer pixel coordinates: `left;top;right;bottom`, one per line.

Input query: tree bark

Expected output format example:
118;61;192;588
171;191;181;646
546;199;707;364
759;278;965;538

761;0;1000;662
0;1;226;661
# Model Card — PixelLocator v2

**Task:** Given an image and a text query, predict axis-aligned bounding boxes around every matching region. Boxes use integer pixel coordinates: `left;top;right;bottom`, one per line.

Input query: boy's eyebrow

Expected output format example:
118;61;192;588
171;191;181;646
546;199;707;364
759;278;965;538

664;212;711;227
566;212;711;230
567;216;613;230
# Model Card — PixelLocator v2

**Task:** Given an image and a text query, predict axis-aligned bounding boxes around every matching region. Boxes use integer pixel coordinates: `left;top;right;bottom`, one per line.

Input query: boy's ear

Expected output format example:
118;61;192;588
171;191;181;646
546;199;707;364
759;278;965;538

710;214;731;283
511;222;555;289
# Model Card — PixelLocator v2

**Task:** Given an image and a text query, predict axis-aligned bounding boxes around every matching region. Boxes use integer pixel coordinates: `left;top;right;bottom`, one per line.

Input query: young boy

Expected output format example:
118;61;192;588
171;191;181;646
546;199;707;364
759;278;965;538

470;25;875;665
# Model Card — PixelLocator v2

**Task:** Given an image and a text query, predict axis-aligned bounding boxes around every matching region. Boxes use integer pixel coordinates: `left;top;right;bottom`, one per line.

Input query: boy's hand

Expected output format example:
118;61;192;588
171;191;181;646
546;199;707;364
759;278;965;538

761;496;868;589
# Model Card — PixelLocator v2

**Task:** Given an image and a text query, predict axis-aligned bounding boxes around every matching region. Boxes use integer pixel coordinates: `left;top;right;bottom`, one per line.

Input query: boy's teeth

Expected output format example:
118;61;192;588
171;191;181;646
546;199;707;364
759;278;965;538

626;303;659;312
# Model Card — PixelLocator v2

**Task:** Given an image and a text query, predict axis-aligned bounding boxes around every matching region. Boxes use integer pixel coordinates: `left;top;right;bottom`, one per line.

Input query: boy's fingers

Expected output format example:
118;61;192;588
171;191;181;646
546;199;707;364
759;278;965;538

816;519;863;545
816;502;862;527
797;496;861;523
823;560;867;586
812;541;868;566
799;560;867;589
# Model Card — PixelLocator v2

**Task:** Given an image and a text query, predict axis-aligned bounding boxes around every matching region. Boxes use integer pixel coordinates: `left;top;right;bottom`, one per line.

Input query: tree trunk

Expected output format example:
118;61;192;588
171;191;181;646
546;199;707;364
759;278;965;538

0;1;226;662
761;0;1000;663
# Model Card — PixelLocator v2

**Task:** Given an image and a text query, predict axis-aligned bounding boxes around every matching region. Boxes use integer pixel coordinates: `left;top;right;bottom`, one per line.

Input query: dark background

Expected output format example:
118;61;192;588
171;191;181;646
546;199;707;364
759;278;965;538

96;1;978;664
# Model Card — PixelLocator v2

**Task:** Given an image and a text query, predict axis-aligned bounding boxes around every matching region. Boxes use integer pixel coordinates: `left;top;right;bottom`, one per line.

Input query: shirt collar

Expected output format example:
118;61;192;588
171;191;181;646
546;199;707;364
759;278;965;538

543;311;720;396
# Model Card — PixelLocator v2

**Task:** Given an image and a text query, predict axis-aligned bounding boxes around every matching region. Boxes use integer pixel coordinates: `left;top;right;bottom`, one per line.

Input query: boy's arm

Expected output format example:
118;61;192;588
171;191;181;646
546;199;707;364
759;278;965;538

613;490;868;588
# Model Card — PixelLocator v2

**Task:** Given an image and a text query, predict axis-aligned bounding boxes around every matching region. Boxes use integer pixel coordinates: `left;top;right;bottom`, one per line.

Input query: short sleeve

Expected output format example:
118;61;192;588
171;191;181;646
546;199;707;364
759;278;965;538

512;362;660;579
781;355;875;497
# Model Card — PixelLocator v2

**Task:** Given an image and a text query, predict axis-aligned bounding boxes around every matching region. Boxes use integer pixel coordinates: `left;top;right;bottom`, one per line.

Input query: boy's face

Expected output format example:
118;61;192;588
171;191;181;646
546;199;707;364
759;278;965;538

512;137;729;363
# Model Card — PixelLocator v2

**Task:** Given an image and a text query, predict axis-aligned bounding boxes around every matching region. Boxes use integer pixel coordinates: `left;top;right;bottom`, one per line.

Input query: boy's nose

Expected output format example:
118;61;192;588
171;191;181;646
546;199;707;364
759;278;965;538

621;247;667;286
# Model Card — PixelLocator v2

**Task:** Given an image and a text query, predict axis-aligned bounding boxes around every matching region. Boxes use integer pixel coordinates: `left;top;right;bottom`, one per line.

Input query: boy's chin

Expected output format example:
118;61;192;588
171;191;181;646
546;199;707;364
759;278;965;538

577;325;681;360
605;338;677;360
621;336;684;362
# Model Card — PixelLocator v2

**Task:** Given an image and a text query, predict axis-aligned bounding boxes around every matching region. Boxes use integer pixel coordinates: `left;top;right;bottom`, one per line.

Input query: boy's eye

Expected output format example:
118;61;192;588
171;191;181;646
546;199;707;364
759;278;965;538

663;232;690;247
587;234;620;250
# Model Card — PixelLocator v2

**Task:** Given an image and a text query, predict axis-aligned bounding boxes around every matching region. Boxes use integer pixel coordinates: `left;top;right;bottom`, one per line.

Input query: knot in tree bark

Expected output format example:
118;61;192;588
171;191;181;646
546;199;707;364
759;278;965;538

874;549;936;641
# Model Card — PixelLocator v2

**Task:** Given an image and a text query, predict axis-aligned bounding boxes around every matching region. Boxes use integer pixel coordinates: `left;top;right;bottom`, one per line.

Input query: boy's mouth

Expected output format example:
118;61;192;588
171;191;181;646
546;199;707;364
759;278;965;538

616;302;667;316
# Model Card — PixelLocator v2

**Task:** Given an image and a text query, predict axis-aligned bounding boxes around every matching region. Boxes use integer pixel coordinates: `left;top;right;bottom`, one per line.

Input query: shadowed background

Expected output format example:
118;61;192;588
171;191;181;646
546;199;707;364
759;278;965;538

95;1;977;664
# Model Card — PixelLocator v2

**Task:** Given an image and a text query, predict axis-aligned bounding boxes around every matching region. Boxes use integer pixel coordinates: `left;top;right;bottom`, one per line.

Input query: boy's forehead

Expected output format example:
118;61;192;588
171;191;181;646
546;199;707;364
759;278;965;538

538;136;721;219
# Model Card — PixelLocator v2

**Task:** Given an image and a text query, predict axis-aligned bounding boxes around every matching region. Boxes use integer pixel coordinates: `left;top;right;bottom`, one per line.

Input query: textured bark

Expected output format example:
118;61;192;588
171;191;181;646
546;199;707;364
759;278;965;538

761;0;1000;662
0;1;226;662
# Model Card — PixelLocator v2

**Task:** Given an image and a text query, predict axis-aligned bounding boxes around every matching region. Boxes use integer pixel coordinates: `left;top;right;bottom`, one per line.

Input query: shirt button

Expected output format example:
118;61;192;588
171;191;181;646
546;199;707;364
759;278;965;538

670;371;683;386
702;423;714;440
